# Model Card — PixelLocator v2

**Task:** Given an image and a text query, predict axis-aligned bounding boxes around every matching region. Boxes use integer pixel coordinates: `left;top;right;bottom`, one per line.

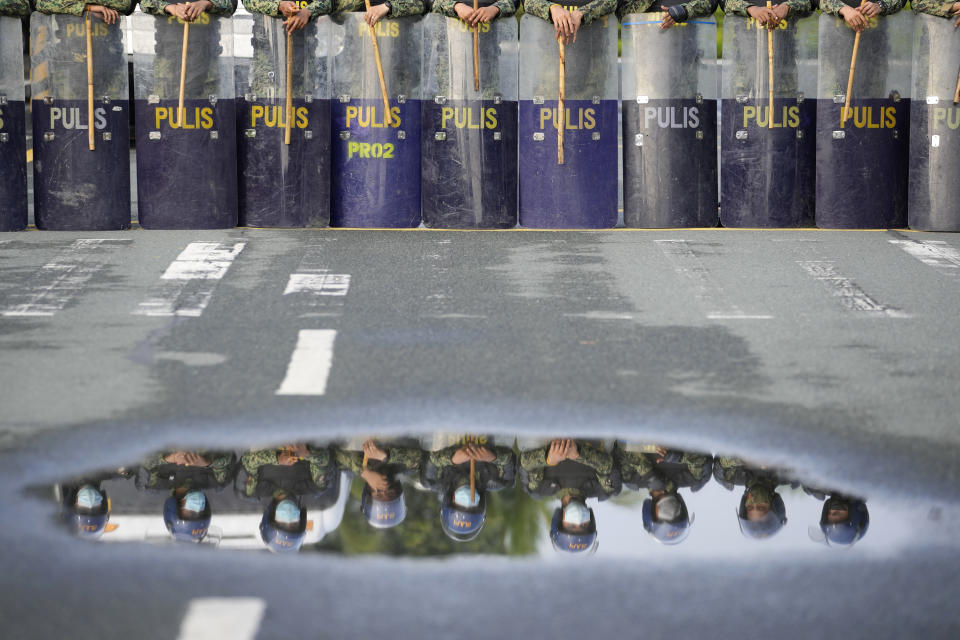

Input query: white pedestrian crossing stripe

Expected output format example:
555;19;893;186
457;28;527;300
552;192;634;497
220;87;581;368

176;598;265;640
276;329;338;396
134;242;246;317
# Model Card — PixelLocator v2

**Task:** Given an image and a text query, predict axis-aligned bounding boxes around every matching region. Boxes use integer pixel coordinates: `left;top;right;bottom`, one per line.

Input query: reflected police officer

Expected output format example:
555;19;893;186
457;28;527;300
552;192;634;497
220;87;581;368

336;438;423;529
714;456;788;540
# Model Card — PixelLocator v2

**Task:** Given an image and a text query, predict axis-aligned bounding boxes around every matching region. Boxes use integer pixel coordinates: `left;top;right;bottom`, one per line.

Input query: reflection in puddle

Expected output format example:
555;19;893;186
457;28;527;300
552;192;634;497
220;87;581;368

51;435;873;555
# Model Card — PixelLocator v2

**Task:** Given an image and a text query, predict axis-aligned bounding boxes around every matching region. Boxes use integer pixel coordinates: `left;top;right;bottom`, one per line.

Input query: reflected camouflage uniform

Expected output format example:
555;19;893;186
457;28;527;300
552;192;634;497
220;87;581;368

723;0;812;19
617;0;715;21
525;0;615;24
520;440;619;499
421;444;517;492
240;446;335;498
0;0;30;16
712;456;786;493
819;0;903;16
912;0;958;17
614;444;712;492
140;451;237;491
333;0;425;16
432;0;516;18
32;0;134;16
243;0;330;16
335;445;424;475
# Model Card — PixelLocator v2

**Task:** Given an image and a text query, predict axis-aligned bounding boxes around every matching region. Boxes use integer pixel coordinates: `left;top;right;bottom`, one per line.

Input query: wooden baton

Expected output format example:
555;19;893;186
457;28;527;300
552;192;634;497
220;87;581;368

86;11;95;151
767;1;774;130
178;4;191;128
364;0;393;126
285;29;293;145
558;37;565;166
842;0;867;126
473;0;480;92
953;65;960;105
470;459;476;503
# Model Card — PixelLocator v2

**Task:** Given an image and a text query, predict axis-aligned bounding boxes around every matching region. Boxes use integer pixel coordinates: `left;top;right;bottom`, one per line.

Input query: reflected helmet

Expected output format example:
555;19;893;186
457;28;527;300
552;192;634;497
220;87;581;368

550;506;598;554
361;484;407;529
163;492;211;542
737;491;787;540
642;493;693;545
64;485;110;540
259;498;308;553
818;498;869;547
440;486;486;542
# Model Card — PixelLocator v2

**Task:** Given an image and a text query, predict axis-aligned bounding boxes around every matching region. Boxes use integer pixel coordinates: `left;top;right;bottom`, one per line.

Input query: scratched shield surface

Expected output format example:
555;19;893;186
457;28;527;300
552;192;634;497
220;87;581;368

621;13;717;228
420;14;519;229
517;13;618;229
719;14;818;228
131;13;238;229
234;13;332;228
907;14;960;232
29;13;131;230
0;17;27;232
815;12;913;229
329;14;422;228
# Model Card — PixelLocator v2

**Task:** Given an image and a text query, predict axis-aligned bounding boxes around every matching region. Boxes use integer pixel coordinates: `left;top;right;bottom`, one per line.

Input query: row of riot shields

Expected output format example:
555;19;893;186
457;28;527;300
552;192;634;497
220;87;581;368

8;11;958;231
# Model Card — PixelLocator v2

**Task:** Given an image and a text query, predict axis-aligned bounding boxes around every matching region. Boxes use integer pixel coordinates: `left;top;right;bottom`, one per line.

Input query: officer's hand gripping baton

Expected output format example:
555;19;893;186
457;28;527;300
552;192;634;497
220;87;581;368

767;2;774;130
177;4;191;127
557;37;565;165
86;11;95;150
285;30;294;145
842;0;866;126
363;0;393;126
473;0;480;92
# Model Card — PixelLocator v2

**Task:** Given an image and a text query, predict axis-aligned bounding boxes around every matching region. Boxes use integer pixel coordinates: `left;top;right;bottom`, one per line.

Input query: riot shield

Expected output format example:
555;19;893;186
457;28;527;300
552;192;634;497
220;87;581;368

132;13;237;229
816;12;913;229
518;14;618;228
908;15;960;231
720;14;818;228
330;14;422;228
420;14;518;229
234;13;331;228
622;14;717;228
0;17;27;231
30;13;131;230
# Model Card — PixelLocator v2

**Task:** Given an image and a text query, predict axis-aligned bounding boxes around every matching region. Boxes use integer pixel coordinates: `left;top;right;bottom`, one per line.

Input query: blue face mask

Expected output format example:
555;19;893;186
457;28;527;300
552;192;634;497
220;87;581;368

453;485;480;509
182;491;206;514
275;499;301;525
76;485;103;510
562;502;590;527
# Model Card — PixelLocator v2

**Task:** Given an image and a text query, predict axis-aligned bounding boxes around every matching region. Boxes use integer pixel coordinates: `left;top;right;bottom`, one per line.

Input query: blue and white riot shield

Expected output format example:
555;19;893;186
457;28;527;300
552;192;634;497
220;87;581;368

0;17;27;231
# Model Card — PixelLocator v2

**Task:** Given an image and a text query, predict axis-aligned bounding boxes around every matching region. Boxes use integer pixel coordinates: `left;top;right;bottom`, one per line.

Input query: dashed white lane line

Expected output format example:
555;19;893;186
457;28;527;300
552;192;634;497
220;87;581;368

133;242;245;317
176;598;265;640
284;272;351;296
275;329;337;396
889;239;960;276
0;238;130;317
797;260;908;317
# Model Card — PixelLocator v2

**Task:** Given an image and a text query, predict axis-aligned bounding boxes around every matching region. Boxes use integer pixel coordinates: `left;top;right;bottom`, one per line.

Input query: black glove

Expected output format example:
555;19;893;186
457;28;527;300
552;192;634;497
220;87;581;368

667;4;689;21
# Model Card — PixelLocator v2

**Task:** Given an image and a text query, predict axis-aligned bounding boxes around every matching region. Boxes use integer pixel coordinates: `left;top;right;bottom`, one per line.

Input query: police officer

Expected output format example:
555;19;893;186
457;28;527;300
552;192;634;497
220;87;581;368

713;456;788;540
722;0;812;26
32;0;130;21
614;442;712;545
57;479;113;539
333;0;425;23
521;438;620;554
336;438;423;529
912;0;960;23
820;0;904;32
525;0;615;45
809;492;870;547
421;439;516;541
433;0;517;24
243;0;329;31
259;491;310;552
617;0;717;28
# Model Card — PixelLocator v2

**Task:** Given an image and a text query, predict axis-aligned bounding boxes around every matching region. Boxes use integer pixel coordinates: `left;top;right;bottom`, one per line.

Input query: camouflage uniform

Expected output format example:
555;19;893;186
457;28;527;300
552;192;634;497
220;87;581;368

0;0;30;16
32;0;134;16
243;0;330;17
613;443;713;493
912;0;958;17
139;450;238;491
712;456;788;494
335;444;424;475
240;445;336;498
525;0;616;25
819;0;903;16
723;0;812;19
139;0;238;16
520;440;621;499
617;0;716;21
333;0;425;16
432;0;516;18
420;443;517;492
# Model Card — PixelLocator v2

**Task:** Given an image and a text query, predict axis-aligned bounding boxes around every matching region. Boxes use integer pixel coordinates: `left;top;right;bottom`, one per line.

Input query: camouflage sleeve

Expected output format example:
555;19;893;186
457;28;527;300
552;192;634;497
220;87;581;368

242;0;282;15
525;0;616;24
876;0;905;15
241;449;280;473
820;0;901;16
911;0;951;15
141;0;238;16
573;441;613;474
682;452;711;480
491;445;515;475
0;0;32;15
384;446;424;471
334;448;364;473
724;0;809;18
433;0;516;17
304;0;333;14
616;0;657;20
616;450;656;478
204;451;236;485
519;447;548;489
33;0;134;16
428;445;460;468
678;0;719;19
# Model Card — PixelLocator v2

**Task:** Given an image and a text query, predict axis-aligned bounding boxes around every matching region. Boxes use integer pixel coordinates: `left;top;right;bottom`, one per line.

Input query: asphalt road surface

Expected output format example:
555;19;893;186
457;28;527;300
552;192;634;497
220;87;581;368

2;228;959;638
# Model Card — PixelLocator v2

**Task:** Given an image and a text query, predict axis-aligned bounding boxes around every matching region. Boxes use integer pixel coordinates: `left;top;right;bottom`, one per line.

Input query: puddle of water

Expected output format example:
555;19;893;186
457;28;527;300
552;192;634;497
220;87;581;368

41;433;952;558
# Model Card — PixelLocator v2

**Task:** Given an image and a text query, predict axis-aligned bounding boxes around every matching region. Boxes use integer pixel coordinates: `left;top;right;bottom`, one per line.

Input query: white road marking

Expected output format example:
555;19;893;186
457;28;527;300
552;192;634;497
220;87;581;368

176;598;265;640
565;311;641;320
133;242;245;317
797;261;908;317
890;239;960;275
0;239;130;317
655;239;773;321
284;272;351;296
276;329;337;396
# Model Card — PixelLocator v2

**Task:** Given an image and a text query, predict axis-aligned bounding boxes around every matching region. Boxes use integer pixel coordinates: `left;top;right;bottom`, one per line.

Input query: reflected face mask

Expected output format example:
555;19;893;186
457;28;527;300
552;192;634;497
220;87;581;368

182;491;206;514
453;485;481;509
76;485;103;510
562;501;591;527
275;499;301;525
